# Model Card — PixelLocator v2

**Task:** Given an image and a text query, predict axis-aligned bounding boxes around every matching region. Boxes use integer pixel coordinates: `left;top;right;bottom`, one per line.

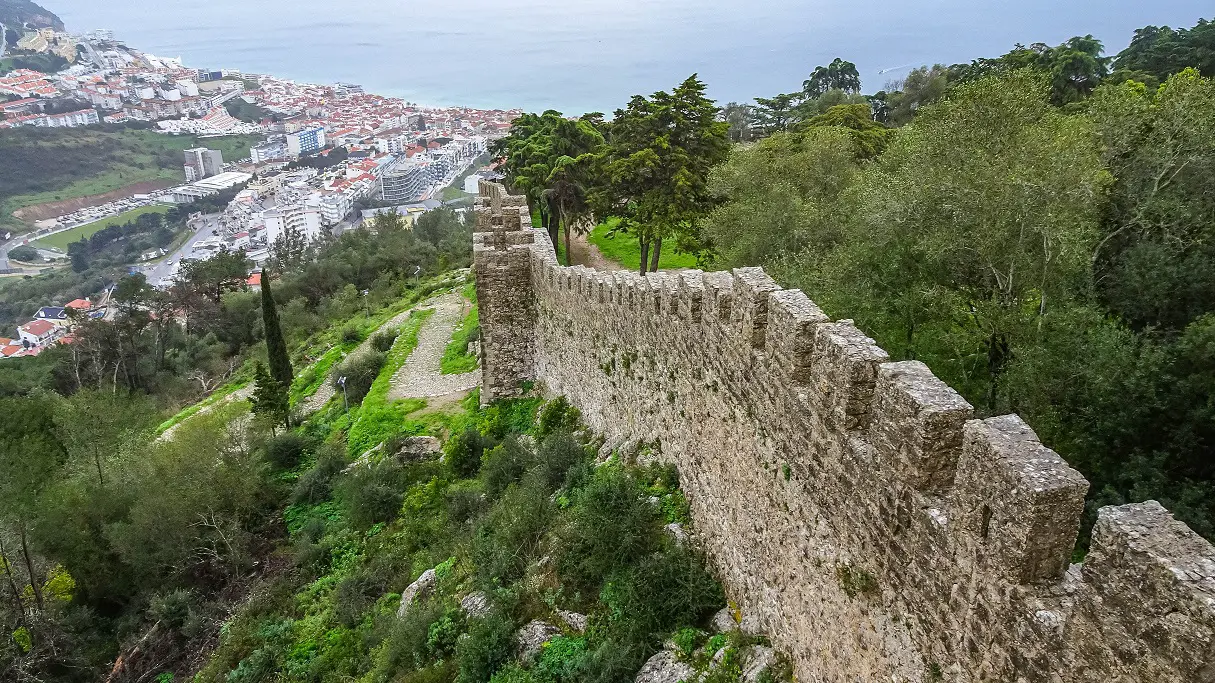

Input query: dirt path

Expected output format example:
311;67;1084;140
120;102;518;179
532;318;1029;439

387;292;479;401
297;303;428;416
567;229;616;271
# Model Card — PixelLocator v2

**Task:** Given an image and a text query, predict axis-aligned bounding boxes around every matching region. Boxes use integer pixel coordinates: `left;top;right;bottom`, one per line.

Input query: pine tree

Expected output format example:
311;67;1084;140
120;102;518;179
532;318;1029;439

261;271;293;389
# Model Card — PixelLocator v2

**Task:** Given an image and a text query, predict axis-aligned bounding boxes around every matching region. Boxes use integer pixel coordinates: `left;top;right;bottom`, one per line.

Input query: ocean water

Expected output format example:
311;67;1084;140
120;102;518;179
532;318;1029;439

46;0;1212;114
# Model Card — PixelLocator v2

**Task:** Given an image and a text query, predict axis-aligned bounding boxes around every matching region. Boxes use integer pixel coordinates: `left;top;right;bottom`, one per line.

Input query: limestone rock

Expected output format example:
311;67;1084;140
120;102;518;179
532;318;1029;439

557;609;588;633
396;568;436;618
710;608;737;633
393;435;442;460
516;620;560;663
665;522;688;544
460;591;490;618
634;650;695;683
741;646;776;683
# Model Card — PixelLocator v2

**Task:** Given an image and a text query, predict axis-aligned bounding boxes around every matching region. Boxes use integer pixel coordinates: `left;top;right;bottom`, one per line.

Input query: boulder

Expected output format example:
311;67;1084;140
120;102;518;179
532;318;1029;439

710;608;737;633
665;522;688;544
741;646;776;683
460;591;491;618
634;650;695;683
393;435;442;460
557;609;588;633
396;568;437;618
515;620;561;663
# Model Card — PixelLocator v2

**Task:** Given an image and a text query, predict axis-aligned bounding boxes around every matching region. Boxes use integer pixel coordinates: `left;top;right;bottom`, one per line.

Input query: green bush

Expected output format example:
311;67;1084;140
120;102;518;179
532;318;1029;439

480;437;536;500
535;432;589;492
426;608;466;660
488;664;534;683
341;324;365;344
558;467;660;590
373;600;448;679
599;546;724;648
532;636;590;683
264;432;311;469
371;327;400;352
8;245;40;262
478;398;541;440
333;350;387;405
445;480;488;526
337;461;409;529
149;589;193;630
473;476;551;585
537;397;581;438
457;612;517;683
446;426;488;479
291;443;348;505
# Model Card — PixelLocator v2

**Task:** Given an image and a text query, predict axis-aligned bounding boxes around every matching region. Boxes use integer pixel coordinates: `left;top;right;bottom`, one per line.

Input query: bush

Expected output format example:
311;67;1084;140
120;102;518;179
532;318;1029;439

445;480;488;526
337;460;409;529
374;600;447;679
149;589;193;630
457;612;517;683
446;427;488;479
8;245;40;262
473;476;551;585
535;432;589;492
599;546;724;648
480;436;536;500
333;349;387;404
371;327;400;352
532;636;590;683
264;432;311;469
341;324;365;344
558;467;660;590
292;444;348;505
537;397;581;438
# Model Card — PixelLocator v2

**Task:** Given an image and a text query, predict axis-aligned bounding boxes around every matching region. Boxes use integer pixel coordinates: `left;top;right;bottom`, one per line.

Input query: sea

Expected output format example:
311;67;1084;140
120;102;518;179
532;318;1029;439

46;0;1212;114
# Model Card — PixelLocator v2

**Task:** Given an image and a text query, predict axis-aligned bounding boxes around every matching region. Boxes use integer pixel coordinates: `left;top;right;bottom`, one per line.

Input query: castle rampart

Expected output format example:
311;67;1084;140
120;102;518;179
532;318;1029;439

472;182;1215;682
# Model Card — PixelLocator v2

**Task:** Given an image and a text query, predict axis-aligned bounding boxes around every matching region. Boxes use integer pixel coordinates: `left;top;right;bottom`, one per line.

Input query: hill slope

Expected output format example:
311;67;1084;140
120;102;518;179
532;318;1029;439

0;0;64;30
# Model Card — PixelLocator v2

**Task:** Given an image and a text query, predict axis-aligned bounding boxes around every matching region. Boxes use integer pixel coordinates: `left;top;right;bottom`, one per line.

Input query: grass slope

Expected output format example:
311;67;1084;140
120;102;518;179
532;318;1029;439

0;127;261;231
587;217;699;271
32;204;171;251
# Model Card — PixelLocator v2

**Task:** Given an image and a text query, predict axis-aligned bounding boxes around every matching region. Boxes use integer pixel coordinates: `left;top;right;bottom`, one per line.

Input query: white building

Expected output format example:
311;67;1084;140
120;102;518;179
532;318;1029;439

167;171;252;203
263;204;322;244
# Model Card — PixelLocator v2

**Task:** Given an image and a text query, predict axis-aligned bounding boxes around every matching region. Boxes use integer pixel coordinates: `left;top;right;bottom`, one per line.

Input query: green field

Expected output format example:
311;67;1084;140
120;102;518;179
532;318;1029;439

0;127;260;232
32;204;172;251
588;217;700;271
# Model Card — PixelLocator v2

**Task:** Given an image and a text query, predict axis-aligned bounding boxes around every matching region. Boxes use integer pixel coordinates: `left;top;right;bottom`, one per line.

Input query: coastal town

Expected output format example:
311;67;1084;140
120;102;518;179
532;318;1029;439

0;26;517;359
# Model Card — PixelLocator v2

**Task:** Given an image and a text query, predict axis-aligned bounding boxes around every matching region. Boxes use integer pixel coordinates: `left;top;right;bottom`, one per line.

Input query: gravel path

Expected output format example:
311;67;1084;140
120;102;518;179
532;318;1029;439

297;303;425;416
387;292;480;400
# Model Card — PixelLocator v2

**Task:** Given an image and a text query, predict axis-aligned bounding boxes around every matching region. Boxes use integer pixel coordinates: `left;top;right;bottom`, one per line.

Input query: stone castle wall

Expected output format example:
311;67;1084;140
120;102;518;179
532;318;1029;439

472;182;1215;683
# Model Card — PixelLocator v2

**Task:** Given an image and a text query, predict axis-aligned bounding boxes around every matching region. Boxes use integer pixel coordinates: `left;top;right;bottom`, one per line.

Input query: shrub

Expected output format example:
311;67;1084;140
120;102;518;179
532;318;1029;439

532;636;590;683
371;327;400;352
426;608;466;660
478;398;541;440
341;324;365;344
333;350;387;404
337;460;408;529
480;436;536;500
473;476;551;585
374;601;447;679
558;467;660;590
291;444;348;505
599;546;724;648
457;612;517;683
445;480;488;526
149;589;193;630
446;427;488;479
537;397;581;438
264;432;311;469
488;665;535;683
8;245;40;262
535;432;588;492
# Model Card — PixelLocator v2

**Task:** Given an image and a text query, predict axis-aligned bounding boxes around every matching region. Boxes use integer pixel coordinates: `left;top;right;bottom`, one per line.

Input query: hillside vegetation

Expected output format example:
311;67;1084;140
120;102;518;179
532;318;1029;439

0;0;63;30
0;125;261;232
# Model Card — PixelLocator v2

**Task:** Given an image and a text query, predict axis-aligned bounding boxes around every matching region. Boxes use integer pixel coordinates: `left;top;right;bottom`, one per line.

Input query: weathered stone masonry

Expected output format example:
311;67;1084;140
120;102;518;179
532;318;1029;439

472;182;1215;683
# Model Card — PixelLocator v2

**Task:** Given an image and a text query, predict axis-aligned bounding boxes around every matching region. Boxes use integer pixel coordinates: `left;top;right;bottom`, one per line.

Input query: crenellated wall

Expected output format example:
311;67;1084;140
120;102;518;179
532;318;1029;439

472;182;1215;683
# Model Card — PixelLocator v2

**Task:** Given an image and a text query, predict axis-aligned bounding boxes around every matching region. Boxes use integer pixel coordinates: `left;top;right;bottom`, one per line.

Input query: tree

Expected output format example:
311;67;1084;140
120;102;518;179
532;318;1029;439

250;361;289;431
53;389;150;487
880;65;951;125
751;93;800;136
949;37;1110;105
720;102;755;142
799;104;892;159
592;75;731;274
1113;19;1215;84
803;58;862;98
261;272;293;391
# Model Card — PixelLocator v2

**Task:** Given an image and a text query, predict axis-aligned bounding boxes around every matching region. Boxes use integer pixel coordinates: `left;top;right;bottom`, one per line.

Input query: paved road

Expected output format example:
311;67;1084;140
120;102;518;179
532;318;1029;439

138;214;223;286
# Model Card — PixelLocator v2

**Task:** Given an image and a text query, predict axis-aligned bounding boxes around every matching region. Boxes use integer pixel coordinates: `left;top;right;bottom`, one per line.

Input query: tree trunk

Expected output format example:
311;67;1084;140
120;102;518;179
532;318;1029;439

649;237;662;272
0;533;26;617
543;201;558;251
94;448;105;488
638;239;650;276
562;213;572;267
19;525;42;611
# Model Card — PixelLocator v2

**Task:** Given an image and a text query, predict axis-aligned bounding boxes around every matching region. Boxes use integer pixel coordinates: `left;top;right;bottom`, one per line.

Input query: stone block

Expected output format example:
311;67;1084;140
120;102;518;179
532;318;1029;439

871;361;973;493
765;289;829;383
732;267;781;348
809;321;889;430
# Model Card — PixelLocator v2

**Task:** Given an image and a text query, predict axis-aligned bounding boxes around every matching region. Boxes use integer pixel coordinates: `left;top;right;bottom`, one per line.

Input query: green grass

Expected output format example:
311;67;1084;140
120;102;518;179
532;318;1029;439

31;204;172;251
588;217;699;271
440;304;479;375
0;128;261;232
346;308;435;456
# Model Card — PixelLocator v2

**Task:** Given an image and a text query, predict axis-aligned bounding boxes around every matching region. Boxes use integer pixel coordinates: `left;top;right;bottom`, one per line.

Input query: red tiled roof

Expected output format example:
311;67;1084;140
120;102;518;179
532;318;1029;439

20;319;55;336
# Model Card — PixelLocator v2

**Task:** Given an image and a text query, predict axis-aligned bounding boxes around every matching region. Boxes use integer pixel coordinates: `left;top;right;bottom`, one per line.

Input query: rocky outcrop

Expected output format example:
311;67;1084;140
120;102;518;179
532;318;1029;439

396;568;436;618
556;609;587;633
515;620;560;664
633;650;695;683
460;591;490;618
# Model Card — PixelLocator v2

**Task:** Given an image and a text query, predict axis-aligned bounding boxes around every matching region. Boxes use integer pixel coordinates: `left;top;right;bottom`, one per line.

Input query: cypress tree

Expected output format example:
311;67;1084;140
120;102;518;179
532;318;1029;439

261;272;293;388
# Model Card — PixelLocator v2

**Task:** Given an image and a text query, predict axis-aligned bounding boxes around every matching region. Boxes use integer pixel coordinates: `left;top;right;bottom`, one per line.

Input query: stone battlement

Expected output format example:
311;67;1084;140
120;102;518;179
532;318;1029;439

472;181;1215;682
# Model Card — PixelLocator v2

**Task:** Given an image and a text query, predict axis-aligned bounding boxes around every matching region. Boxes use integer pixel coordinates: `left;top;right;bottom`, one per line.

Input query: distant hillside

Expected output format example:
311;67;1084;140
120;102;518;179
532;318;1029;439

0;0;64;31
